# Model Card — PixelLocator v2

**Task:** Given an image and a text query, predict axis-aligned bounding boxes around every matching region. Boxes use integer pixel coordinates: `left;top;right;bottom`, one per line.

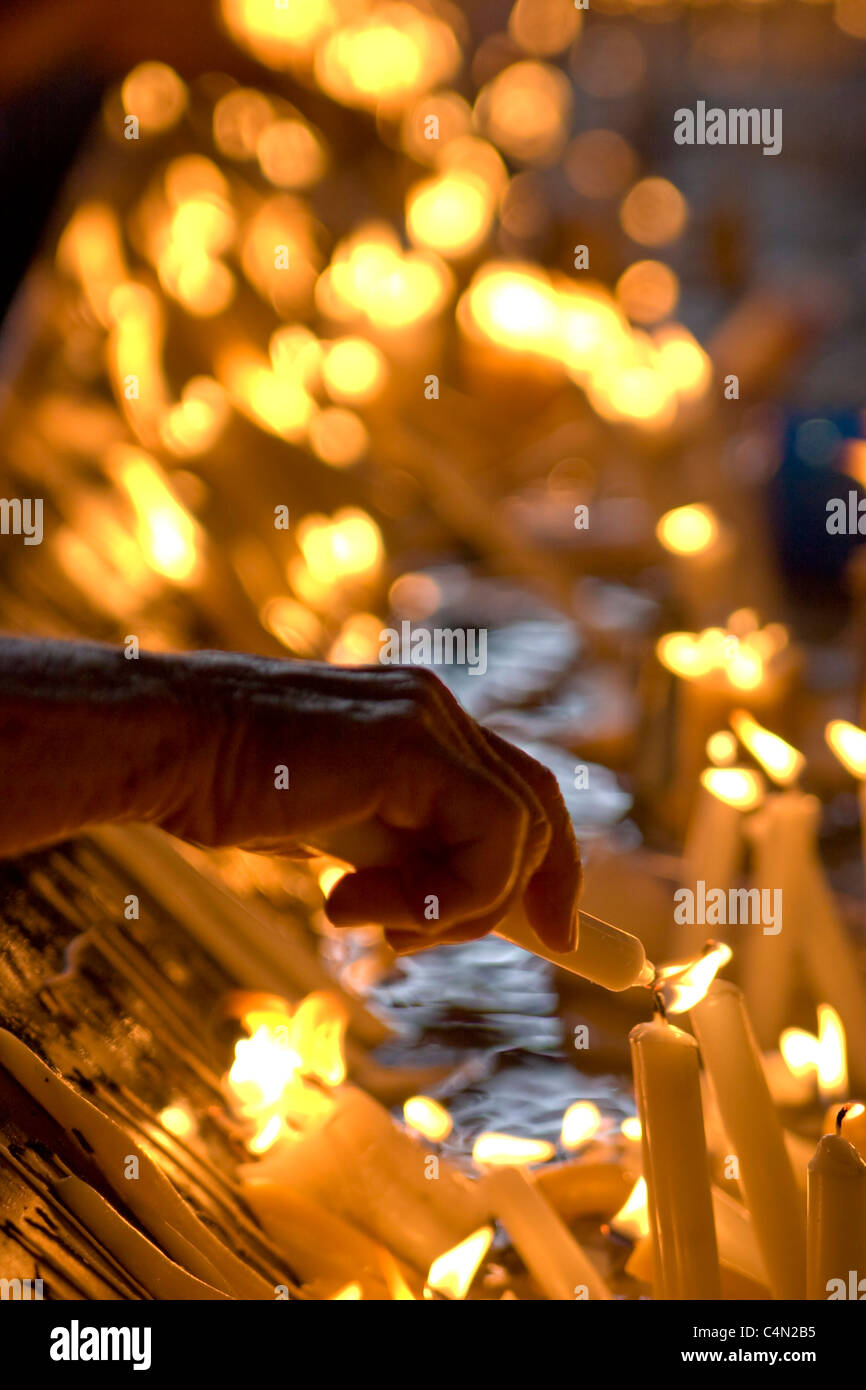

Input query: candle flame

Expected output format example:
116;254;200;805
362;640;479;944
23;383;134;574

611;1176;650;1241
730;710;804;786
826;719;866;780
472;1132;556;1167
700;766;764;811
656;503;719;556
225;990;348;1152
656;618;787;691
403;1095;453;1142
620;1116;642;1141
426;1226;493;1300
656;941;733;1015
780;1004;847;1101
331;1282;362;1300
560;1101;601;1151
706;731;738;767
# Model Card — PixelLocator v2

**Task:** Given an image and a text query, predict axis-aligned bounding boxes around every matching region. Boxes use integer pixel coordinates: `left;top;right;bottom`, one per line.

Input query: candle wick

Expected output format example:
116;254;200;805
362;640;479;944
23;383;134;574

836;1103;853;1135
652;989;667;1021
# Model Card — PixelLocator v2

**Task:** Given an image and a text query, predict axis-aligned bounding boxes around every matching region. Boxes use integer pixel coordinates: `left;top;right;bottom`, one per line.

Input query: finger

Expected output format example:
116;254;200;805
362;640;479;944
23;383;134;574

325;739;530;929
480;728;581;951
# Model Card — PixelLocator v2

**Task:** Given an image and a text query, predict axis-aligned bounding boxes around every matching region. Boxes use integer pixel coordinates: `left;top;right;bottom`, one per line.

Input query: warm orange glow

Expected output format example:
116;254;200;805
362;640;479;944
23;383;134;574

220;0;338;68
656;504;719;556
615;260;679;325
780;1005;848;1101
308;408;369;468
296;509;383;587
620;1116;642;1141
121;62;187;134
226;991;348;1152
620;177;688;247
508;0;583;55
315;7;459;112
460;264;560;357
656;941;733;1015
321;224;452;329
403;1096;453;1142
161;377;230;457
378;1248;416;1301
331;1282;362;1300
159;1104;194;1138
327;613;383;664
213;87;274;160
611;1177;650;1241
826;719;866;780
108;446;200;583
57;203;128;325
318;864;349;898
406;173;493;258
259;597;323;655
476;61;571;165
258;119;327;189
654;326;712;398
730;710;804;786
700;767;764;811
706;731;739;767
322;338;387;405
219;345;315;440
426;1227;493;1300
472;1133;555;1167
657;619;789;692
560;1101;602;1151
565;130;636;200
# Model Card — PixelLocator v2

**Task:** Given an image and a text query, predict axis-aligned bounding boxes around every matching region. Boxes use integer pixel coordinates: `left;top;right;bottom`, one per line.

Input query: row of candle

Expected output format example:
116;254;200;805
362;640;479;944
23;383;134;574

632;961;866;1301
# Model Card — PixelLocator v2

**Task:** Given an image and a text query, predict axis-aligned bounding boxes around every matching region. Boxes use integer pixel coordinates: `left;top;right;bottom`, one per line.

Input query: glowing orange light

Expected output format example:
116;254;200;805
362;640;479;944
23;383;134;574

121;62;187;134
706;731;739;766
620;1116;642;1141
403;1096;453;1142
620;177;688;247
611;1177;650;1241
656;504;719;556
560;1101;602;1151
730;710;804;786
321;338;387;405
656;941;733;1015
472;1133;555;1167
159;1105;194;1138
826;720;866;779
406;173;493;258
780;1005;847;1101
700;767;764;811
108;446;200;583
426;1227;493;1299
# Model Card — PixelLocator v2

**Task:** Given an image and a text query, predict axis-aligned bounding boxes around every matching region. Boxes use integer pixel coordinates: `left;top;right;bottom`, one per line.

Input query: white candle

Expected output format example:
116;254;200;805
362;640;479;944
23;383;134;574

689;980;805;1298
807;1131;866;1300
739;793;803;1048
243;1085;483;1273
481;1165;611;1301
675;766;763;959
629;1012;720;1299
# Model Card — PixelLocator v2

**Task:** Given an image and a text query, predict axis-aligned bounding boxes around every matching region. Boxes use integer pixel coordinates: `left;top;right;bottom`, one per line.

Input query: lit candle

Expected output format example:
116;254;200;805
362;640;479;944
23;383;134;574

822;1101;866;1159
481;1165;611;1301
682;766;764;891
689;980;806;1298
807;1120;866;1300
825;719;866;882
629;1007;721;1299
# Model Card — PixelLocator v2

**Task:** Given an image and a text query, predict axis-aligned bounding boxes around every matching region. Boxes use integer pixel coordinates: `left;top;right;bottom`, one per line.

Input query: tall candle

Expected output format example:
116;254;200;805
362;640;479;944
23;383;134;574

482;1165;610;1301
807;1130;866;1300
629;1011;720;1299
739;793;802;1048
689;980;805;1298
674;766;763;959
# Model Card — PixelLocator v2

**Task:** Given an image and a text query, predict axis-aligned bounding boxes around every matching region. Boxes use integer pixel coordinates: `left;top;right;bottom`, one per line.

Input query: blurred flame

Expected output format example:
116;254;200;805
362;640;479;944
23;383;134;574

108;446;200;583
657;617;788;691
560;1101;601;1151
406;172;493;258
296;509;383;586
472;1133;555;1167
700;767;764;811
121;62;187;134
826;719;866;779
656;941;733;1015
656;504;719;556
620;1116;642;1141
226;990;348;1152
403;1096;453;1142
331;1282;362;1300
159;1104;195;1138
730;710;804;786
426;1227;493;1300
780;1005;848;1101
706;731;738;767
611;1177;650;1241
